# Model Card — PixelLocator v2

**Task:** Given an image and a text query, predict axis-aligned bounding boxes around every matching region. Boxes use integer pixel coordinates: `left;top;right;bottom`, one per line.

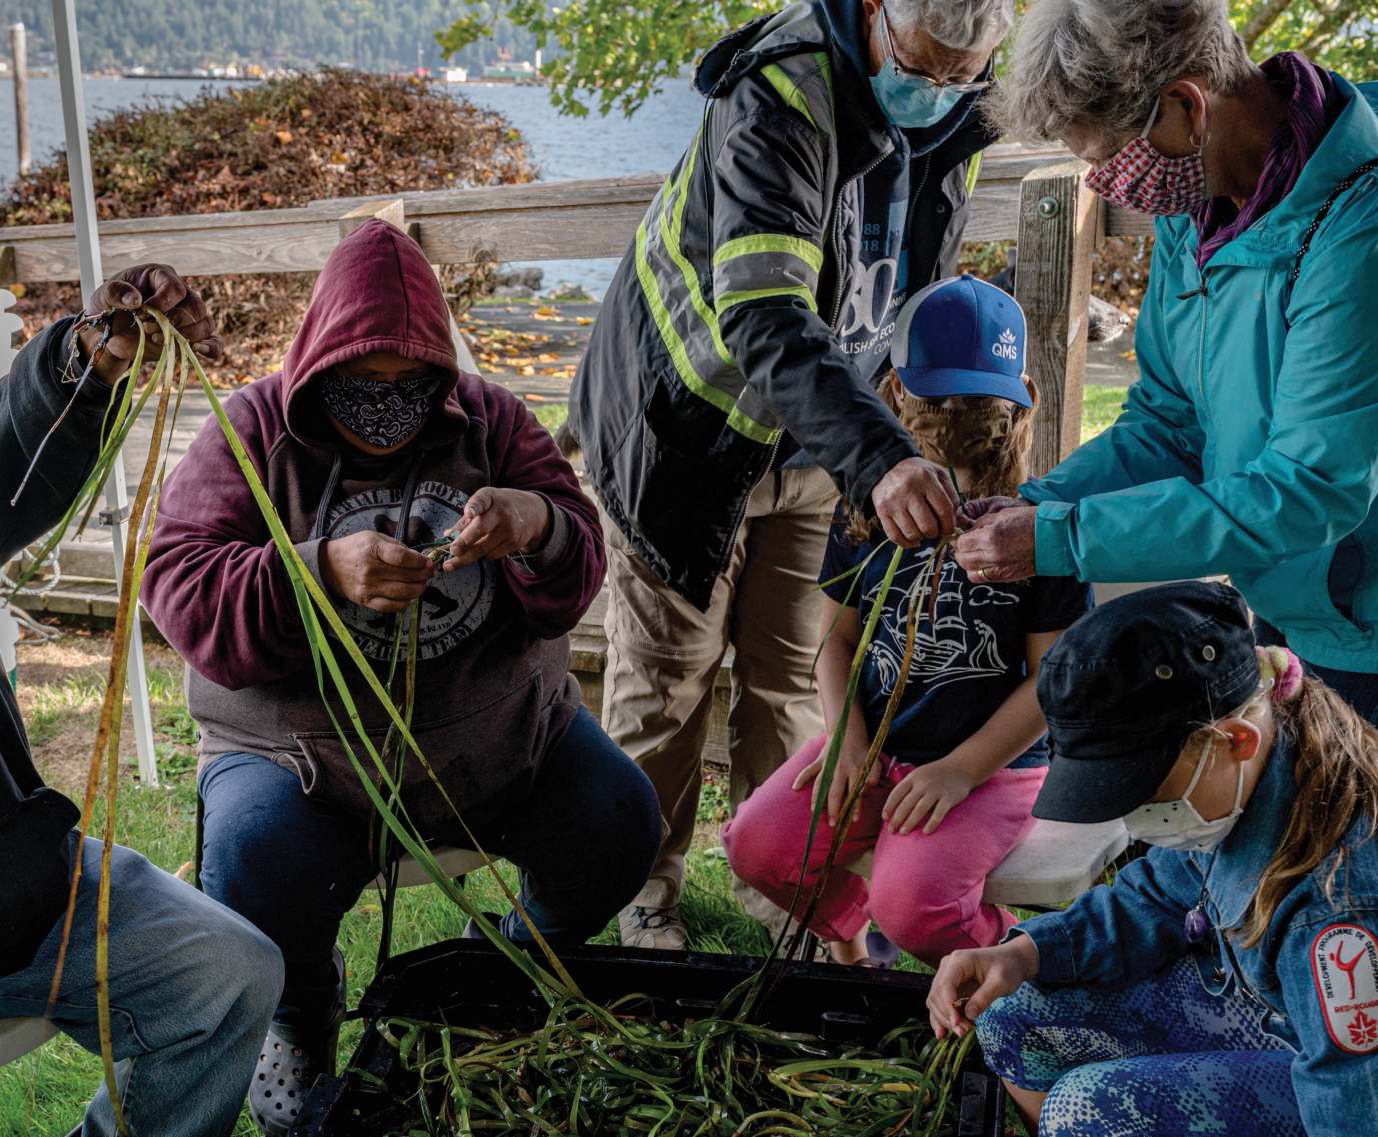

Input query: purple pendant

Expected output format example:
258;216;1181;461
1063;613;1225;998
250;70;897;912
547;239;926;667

1185;906;1210;945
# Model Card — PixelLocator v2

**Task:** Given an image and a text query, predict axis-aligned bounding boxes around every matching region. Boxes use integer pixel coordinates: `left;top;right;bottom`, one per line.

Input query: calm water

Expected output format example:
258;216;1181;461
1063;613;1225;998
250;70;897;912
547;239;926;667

0;76;706;296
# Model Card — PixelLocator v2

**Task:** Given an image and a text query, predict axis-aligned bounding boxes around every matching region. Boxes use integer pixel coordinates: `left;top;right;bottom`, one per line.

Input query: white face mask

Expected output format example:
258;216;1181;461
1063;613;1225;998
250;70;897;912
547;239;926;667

1123;731;1245;853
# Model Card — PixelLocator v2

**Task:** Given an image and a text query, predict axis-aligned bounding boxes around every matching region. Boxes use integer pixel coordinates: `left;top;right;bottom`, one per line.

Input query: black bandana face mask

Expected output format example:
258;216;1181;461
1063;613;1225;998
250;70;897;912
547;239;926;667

318;369;441;450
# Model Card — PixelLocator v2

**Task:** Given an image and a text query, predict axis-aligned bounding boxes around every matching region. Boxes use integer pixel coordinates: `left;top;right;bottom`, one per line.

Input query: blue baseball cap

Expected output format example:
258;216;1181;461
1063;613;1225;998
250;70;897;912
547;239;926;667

892;275;1032;409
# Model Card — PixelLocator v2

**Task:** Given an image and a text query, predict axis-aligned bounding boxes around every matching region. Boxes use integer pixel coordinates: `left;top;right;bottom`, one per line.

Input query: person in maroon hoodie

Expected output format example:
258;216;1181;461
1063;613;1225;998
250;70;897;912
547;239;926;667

141;220;660;1135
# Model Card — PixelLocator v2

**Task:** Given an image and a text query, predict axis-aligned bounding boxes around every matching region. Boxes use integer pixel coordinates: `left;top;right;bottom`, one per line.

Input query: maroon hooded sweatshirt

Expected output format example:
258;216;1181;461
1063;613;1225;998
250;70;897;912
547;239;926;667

143;220;603;834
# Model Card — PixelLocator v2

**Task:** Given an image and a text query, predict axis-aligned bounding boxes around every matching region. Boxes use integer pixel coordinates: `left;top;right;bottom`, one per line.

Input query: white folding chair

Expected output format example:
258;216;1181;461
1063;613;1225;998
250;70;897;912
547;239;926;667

0;1016;58;1068
981;818;1129;910
381;847;489;889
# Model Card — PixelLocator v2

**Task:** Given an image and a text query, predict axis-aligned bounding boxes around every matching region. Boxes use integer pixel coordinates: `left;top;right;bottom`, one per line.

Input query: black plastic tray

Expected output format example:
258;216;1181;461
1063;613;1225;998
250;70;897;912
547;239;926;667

293;938;1005;1136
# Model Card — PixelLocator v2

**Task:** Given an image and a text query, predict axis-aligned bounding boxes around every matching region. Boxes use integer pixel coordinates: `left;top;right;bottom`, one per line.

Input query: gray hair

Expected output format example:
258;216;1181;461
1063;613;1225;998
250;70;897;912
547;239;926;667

890;0;1015;53
991;0;1257;143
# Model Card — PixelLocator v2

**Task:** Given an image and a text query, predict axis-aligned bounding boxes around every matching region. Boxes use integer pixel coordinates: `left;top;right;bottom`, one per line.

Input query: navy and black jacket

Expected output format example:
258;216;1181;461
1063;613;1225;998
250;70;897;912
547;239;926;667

571;0;998;609
1;318;107;977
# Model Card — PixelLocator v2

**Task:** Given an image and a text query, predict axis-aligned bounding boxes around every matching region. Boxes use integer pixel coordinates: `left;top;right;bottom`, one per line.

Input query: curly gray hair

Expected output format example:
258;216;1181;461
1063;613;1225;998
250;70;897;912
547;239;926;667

991;0;1256;143
889;0;1015;53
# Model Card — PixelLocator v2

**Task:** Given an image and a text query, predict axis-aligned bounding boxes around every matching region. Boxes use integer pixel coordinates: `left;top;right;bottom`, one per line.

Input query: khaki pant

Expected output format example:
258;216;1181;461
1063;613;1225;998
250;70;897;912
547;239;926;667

602;464;837;919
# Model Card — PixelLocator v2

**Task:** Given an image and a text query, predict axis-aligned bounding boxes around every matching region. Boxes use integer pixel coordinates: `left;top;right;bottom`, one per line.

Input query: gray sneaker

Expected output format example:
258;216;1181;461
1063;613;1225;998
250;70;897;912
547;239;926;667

619;903;688;951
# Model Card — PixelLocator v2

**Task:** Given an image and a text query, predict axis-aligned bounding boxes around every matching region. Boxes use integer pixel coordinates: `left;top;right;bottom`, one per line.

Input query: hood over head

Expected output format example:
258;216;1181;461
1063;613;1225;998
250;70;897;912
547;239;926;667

281;218;462;448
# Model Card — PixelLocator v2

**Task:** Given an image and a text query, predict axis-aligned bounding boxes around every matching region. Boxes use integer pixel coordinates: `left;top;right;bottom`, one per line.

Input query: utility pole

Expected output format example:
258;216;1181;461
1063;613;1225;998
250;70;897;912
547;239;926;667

11;22;29;177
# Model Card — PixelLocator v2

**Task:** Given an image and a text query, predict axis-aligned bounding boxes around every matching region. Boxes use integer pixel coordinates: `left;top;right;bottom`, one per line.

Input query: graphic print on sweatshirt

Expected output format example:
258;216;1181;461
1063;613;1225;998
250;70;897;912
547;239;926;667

324;479;495;661
836;147;917;378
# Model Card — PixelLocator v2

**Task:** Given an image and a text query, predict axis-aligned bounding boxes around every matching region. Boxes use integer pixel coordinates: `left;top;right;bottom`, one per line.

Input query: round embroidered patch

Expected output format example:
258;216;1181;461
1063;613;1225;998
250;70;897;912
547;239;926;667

1310;923;1378;1054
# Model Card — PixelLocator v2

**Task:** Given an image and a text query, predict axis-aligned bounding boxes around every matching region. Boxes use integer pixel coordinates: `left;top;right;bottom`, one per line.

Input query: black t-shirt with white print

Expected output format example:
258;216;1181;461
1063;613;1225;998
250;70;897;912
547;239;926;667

820;514;1093;769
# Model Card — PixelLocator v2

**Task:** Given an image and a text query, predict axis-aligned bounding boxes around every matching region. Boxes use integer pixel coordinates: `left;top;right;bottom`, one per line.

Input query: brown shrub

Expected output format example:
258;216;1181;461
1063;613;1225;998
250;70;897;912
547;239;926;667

3;70;532;383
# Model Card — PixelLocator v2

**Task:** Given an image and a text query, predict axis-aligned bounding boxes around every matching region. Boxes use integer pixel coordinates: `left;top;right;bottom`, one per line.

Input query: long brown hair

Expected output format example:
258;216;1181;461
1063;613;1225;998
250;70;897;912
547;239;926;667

1226;679;1378;947
842;371;1039;543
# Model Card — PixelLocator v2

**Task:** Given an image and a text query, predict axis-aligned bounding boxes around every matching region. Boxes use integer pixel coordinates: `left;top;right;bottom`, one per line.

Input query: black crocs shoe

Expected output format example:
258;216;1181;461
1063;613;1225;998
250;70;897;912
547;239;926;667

250;948;346;1136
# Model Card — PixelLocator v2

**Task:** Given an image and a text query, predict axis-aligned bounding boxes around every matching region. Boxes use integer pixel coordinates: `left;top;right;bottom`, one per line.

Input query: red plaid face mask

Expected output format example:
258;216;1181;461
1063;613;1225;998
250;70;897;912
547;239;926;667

1085;96;1207;216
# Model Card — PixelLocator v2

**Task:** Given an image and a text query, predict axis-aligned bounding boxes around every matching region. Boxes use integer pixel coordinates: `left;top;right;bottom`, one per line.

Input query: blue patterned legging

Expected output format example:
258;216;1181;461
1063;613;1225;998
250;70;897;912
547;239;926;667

976;956;1303;1136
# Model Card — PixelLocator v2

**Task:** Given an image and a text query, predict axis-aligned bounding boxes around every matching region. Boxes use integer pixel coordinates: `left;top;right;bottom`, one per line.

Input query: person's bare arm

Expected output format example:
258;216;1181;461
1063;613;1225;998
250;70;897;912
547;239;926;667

792;598;878;826
883;629;1062;835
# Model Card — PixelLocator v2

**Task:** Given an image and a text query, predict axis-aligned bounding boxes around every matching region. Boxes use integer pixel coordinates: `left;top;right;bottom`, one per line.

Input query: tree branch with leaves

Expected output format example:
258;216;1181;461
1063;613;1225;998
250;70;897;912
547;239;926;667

438;1;1378;121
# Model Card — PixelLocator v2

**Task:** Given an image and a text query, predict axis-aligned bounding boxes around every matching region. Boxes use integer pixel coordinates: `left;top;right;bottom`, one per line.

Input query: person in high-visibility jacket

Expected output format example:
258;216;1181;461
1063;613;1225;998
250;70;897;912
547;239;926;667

569;0;1012;952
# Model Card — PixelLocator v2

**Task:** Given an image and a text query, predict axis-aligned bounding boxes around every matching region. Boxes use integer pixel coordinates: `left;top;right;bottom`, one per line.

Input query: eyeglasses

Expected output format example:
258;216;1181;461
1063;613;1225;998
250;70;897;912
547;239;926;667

878;3;993;95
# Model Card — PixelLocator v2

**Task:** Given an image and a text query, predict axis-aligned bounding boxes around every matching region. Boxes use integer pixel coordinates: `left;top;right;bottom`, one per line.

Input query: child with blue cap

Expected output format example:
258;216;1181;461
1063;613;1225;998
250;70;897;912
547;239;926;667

927;581;1378;1137
724;276;1092;967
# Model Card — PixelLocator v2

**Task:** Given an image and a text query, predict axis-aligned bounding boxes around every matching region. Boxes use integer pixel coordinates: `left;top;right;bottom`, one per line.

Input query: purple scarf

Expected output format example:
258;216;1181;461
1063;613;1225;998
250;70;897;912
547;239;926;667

1193;52;1344;268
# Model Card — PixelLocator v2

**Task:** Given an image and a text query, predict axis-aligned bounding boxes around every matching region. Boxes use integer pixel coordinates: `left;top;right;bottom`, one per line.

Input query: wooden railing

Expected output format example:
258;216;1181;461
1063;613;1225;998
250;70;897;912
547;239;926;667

0;143;1147;475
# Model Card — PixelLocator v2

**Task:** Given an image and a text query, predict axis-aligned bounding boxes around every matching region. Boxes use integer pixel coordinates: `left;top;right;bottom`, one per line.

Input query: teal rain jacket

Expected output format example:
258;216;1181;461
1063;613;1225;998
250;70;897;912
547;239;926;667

1024;77;1378;672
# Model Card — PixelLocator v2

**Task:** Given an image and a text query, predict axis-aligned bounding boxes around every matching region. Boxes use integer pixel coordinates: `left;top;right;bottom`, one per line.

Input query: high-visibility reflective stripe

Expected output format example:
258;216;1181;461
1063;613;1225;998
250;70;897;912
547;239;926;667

712;234;824;274
662;128;734;368
813;51;833;120
727;405;781;445
716;285;818;314
636;202;779;444
634;217;737;420
714;251;820;307
966;152;983;196
761;62;818;132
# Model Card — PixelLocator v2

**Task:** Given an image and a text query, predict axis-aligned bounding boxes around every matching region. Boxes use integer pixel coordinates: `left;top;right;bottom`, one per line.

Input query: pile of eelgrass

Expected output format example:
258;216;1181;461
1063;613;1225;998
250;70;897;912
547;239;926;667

11;311;964;1136
372;998;974;1136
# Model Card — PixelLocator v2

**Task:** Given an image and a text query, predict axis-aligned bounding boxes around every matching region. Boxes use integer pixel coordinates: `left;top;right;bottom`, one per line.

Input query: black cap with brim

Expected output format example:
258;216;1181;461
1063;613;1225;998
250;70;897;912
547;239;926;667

1030;582;1262;826
1032;735;1185;824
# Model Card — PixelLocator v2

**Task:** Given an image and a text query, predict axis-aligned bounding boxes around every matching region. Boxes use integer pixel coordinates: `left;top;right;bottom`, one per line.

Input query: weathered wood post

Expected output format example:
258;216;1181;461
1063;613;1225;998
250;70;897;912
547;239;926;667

10;22;28;178
1013;159;1099;477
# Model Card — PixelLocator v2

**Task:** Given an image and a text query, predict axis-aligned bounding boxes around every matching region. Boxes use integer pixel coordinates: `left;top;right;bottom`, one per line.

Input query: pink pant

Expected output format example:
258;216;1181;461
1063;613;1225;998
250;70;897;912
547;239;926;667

722;736;1046;965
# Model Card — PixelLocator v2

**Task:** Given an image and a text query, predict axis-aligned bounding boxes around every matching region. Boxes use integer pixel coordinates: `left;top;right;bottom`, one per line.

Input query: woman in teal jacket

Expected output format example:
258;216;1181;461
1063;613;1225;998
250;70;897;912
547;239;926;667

954;0;1378;715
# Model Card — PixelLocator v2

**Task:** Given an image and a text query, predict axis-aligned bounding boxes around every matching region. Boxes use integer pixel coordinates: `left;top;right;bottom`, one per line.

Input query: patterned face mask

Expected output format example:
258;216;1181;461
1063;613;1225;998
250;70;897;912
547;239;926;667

1084;94;1208;216
318;369;441;450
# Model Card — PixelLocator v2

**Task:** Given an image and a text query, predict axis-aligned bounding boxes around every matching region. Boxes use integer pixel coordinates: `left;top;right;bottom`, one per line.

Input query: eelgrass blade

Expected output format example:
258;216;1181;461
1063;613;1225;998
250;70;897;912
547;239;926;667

781;540;946;966
46;322;179;1136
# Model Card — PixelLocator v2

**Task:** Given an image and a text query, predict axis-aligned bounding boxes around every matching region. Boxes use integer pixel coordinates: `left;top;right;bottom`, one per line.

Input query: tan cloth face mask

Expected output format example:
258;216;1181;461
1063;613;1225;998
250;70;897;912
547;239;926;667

903;399;1015;468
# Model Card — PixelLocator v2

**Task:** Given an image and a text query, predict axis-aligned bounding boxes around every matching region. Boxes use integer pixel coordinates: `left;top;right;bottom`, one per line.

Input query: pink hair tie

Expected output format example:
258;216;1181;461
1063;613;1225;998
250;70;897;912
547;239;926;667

1256;645;1304;704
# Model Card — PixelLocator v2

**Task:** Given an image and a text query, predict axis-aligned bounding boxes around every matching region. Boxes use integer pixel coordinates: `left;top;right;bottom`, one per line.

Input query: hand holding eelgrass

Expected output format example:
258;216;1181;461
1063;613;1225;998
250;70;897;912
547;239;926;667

440;486;551;570
75;264;222;385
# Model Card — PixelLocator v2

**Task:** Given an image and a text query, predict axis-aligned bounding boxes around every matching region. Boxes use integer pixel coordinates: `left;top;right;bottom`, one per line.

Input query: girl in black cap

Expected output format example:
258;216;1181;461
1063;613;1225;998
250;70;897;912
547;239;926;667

927;581;1378;1137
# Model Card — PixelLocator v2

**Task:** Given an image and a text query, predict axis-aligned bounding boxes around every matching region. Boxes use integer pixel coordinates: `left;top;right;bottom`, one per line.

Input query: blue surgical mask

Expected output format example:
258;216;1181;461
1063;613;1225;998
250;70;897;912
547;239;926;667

868;2;979;129
869;69;967;129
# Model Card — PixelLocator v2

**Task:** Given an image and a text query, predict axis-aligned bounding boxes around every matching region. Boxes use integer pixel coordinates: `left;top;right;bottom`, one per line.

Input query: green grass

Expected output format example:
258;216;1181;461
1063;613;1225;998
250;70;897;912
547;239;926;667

531;401;570;434
0;654;786;1135
1081;385;1128;443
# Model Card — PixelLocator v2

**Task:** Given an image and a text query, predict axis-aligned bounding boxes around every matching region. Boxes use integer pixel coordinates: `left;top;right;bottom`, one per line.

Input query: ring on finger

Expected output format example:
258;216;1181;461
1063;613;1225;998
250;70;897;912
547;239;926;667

973;566;988;583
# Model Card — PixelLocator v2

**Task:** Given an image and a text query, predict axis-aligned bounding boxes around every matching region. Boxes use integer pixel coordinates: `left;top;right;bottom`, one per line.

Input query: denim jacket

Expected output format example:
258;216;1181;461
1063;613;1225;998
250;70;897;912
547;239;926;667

1017;739;1378;1136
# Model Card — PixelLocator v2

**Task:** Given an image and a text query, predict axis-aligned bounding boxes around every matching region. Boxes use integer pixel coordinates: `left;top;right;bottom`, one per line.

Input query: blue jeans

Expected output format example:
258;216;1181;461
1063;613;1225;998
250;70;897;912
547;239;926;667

198;706;661;1028
978;957;1301;1136
1255;618;1378;723
0;836;284;1137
